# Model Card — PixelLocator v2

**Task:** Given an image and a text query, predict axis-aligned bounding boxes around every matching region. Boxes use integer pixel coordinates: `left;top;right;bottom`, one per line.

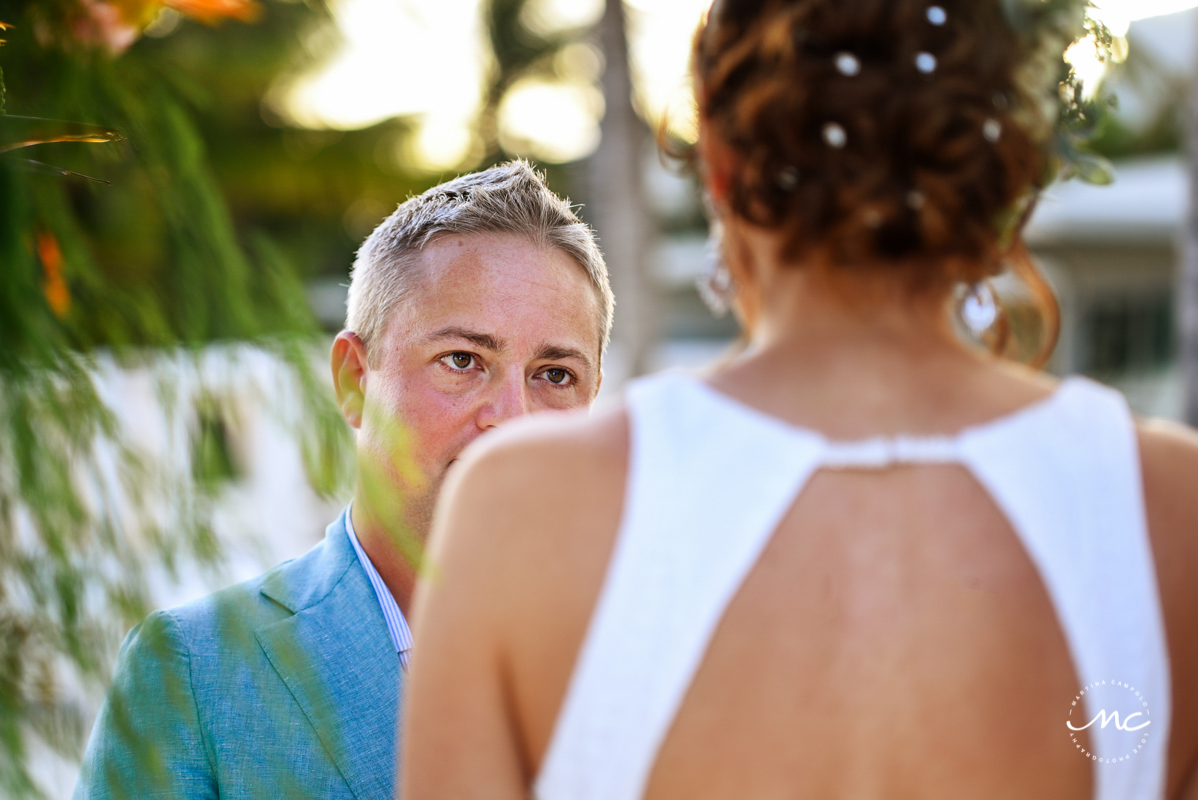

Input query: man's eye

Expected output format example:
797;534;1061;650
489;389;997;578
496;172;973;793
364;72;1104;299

539;367;573;386
441;353;476;371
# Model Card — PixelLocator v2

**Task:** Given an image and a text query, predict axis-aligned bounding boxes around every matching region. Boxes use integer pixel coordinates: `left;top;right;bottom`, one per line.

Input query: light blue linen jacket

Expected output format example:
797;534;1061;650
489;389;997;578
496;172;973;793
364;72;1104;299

74;511;402;800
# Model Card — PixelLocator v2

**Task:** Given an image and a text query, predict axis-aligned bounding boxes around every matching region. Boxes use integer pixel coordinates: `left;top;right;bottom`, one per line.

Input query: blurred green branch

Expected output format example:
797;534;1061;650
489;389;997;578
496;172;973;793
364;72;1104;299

0;1;360;795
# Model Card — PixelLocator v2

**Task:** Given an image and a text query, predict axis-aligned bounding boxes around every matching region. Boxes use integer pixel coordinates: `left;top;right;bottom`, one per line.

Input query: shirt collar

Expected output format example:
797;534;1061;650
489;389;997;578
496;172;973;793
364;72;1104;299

344;506;413;667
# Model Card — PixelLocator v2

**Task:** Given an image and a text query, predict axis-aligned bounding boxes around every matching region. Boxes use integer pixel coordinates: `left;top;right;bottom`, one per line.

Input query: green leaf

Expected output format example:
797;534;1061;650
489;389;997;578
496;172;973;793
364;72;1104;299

1069;151;1116;185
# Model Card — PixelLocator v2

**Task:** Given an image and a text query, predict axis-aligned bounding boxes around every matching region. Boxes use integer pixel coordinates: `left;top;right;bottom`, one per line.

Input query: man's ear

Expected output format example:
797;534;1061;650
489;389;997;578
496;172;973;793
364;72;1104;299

331;331;368;429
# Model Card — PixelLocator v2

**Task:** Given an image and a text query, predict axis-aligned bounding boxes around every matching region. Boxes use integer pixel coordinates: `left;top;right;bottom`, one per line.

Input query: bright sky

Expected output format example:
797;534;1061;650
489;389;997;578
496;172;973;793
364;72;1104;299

278;0;1198;171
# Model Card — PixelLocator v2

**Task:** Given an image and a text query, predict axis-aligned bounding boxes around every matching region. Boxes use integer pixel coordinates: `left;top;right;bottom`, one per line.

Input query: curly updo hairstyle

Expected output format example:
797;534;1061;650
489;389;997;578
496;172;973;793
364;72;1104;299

696;0;1054;288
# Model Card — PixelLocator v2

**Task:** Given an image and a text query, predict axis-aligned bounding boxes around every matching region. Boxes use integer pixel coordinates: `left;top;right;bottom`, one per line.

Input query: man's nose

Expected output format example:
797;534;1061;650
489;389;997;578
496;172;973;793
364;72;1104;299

476;373;532;430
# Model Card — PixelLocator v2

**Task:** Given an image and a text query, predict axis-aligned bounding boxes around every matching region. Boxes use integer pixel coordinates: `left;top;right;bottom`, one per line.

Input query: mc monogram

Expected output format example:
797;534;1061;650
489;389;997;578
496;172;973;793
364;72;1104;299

1066;680;1153;763
1067;709;1151;733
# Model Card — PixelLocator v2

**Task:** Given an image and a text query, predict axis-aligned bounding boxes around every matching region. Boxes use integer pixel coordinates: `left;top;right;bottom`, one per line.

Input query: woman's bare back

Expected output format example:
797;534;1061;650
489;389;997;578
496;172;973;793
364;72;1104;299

645;458;1082;797
405;348;1198;800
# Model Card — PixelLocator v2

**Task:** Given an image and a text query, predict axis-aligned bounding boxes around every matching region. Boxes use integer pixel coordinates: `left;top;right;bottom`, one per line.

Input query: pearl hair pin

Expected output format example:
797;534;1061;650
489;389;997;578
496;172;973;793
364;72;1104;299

927;6;947;25
776;166;800;190
915;52;937;73
834;52;861;76
823;123;847;148
983;118;1002;143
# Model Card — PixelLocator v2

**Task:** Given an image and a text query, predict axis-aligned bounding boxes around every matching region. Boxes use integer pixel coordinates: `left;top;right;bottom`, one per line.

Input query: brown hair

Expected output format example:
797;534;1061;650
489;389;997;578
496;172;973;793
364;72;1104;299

695;0;1051;289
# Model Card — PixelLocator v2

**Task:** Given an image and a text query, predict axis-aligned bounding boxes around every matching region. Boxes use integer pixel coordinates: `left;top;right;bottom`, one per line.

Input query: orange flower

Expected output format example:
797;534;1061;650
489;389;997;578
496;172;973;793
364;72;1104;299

36;231;72;319
164;0;260;24
76;0;144;53
75;0;260;54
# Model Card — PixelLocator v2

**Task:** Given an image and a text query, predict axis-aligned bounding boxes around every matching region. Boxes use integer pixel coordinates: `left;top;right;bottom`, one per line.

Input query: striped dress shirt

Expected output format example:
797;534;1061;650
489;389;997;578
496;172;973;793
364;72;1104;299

344;507;414;669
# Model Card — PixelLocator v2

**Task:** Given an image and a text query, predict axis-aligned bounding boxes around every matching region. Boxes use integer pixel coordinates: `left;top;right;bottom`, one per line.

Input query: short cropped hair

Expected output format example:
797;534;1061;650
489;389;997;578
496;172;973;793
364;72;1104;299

346;160;614;361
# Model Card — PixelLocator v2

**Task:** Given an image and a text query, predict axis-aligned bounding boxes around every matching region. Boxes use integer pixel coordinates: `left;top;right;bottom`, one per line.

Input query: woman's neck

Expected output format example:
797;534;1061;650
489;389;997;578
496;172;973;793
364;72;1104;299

712;222;1053;438
730;224;962;358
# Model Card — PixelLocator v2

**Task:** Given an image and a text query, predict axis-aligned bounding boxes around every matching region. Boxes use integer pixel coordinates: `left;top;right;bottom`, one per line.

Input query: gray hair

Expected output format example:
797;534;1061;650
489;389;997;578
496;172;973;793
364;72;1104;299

346;160;613;361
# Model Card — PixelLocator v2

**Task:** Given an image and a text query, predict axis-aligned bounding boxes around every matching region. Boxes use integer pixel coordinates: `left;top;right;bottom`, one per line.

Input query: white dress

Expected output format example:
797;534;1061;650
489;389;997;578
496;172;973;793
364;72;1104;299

534;372;1172;800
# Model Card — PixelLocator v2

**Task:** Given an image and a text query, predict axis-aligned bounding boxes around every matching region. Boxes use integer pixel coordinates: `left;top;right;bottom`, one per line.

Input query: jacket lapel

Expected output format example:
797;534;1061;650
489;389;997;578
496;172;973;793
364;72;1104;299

256;513;403;800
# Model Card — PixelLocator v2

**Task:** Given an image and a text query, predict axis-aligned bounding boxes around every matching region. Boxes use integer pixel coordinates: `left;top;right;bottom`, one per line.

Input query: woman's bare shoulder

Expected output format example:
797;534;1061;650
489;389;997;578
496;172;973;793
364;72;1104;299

1137;419;1198;798
1138;418;1198;583
446;404;629;506
427;404;630;579
1138;417;1198;542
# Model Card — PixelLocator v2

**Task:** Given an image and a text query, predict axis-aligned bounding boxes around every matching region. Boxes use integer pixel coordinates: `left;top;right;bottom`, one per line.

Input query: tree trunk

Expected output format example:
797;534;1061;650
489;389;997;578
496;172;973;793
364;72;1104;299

1183;57;1198;426
587;0;659;380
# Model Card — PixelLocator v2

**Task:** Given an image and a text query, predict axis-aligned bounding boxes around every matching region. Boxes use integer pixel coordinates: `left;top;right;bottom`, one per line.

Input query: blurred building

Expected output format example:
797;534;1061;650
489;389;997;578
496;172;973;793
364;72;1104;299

1014;8;1192;419
1028;158;1185;418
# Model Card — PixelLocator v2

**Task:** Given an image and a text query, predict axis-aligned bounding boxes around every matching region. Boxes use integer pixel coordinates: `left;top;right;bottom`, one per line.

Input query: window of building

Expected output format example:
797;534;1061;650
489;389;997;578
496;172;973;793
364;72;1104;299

1082;293;1175;375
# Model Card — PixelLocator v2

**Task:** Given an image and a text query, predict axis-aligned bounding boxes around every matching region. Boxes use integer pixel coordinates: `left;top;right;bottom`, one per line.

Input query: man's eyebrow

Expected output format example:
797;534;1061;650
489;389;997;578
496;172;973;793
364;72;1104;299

426;327;507;352
535;344;593;370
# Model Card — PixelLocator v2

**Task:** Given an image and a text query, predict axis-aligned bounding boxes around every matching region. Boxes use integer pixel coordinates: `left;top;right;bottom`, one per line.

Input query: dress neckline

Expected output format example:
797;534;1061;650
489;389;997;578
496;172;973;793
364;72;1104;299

668;371;1082;459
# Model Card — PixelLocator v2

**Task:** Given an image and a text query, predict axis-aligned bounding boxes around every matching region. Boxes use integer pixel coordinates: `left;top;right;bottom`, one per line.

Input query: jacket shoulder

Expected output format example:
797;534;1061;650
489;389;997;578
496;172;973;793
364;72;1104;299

160;563;293;654
74;608;218;799
163;525;355;654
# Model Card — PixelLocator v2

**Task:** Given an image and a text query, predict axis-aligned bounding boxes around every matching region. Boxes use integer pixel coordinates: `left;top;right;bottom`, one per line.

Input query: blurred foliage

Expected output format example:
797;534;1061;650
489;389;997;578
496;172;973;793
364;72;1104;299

1002;0;1119;185
1089;105;1182;160
0;0;427;793
3;0;440;302
0;0;606;793
481;0;578;155
1088;35;1187;161
479;0;594;198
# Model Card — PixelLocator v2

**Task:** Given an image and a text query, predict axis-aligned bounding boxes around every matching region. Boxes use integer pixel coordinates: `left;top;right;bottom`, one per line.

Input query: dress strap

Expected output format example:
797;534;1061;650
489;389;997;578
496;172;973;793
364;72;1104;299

957;379;1171;800
534;373;825;800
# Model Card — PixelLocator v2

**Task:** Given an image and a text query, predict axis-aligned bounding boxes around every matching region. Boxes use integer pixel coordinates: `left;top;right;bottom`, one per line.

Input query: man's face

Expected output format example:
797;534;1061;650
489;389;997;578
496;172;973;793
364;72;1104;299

333;231;603;537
